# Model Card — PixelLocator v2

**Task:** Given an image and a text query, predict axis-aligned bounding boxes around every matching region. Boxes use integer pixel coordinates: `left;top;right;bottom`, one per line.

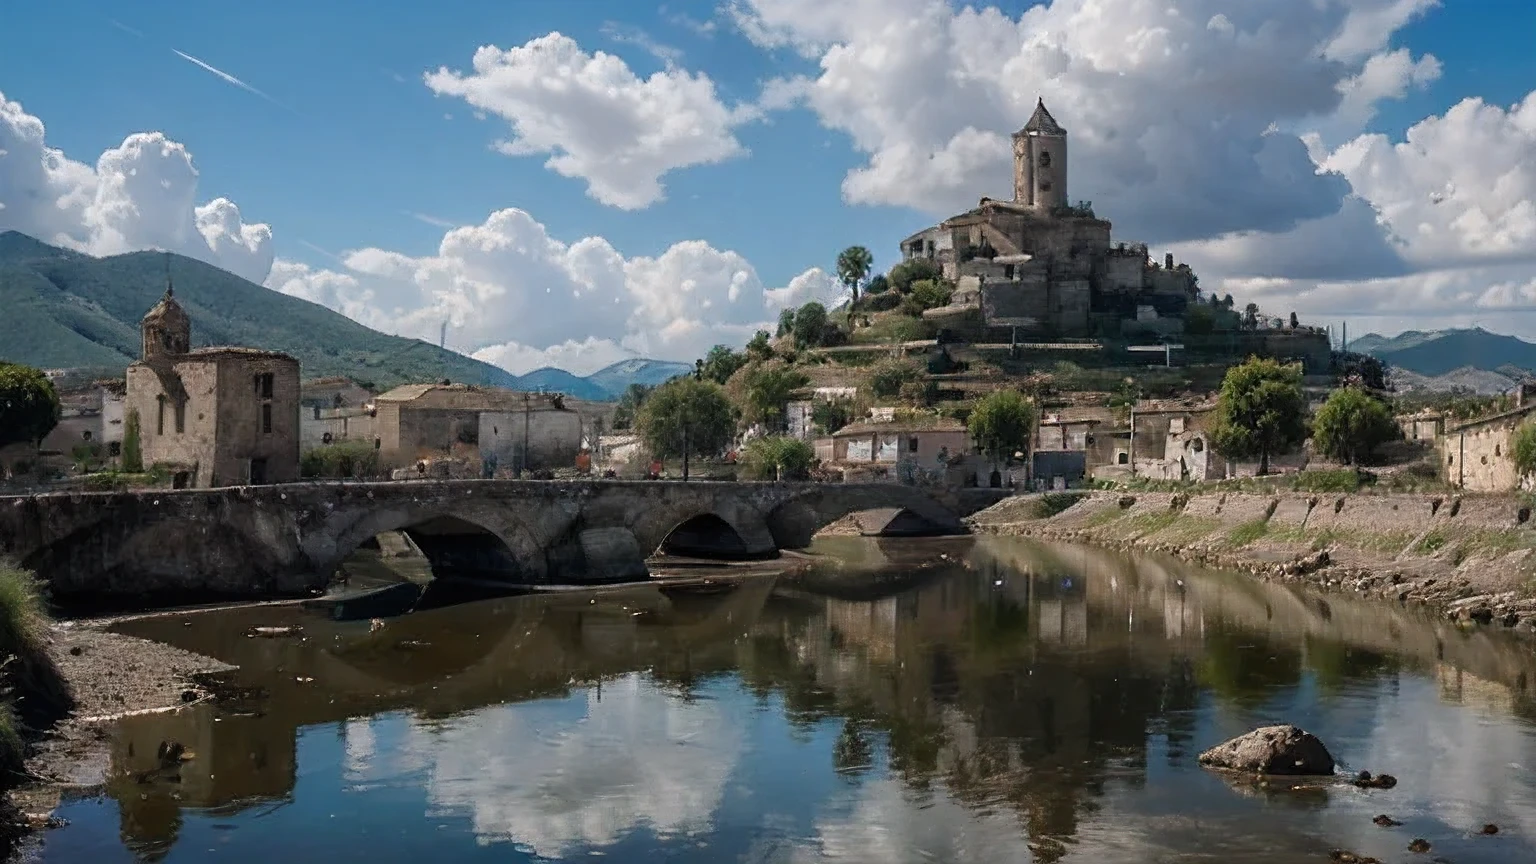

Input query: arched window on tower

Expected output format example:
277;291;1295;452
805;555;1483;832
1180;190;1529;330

1038;150;1052;168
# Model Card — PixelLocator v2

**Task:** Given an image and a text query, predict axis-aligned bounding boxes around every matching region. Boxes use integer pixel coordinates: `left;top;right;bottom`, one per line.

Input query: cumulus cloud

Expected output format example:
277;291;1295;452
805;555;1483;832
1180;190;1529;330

267;208;839;374
418;675;744;856
730;0;1450;245
425;33;751;210
0;90;274;283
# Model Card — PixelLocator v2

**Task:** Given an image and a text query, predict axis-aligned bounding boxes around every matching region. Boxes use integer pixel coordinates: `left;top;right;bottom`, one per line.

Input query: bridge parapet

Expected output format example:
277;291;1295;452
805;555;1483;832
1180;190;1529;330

0;479;980;607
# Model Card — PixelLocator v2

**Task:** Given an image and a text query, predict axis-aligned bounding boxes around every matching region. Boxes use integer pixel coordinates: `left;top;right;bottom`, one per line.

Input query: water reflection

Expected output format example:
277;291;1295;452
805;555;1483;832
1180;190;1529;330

40;537;1536;863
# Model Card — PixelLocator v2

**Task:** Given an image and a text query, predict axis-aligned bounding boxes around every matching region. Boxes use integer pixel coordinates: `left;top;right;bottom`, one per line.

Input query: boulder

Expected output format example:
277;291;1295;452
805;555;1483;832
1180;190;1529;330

1197;725;1336;776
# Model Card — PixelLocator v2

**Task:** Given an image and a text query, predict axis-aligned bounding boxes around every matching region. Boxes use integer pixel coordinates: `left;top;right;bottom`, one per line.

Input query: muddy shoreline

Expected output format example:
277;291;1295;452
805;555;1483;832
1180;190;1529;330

969;490;1536;634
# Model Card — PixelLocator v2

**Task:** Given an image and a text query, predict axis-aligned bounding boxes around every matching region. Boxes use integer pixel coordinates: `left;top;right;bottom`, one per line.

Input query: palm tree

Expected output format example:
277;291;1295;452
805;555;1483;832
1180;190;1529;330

836;246;874;308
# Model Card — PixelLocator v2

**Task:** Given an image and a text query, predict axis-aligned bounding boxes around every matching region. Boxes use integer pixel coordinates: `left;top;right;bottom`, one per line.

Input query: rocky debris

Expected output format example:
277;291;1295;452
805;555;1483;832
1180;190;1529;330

1373;815;1402;827
1480;823;1499;835
1353;771;1398;789
1285;549;1331;576
1329;851;1381;864
1408;838;1431;853
1197;725;1336;776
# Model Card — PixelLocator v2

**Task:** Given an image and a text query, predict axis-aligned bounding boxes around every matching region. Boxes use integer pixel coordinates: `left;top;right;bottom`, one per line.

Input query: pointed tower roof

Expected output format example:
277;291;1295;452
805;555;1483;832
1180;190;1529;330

1019;98;1065;136
142;259;190;329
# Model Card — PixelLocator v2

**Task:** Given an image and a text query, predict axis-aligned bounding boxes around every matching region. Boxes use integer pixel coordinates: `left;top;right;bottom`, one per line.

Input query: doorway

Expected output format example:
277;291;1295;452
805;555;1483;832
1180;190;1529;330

250;458;268;485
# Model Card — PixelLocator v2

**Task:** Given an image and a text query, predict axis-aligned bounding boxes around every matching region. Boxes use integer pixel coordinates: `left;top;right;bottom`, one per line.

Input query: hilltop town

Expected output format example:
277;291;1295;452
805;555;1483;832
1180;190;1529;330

0;102;1530;501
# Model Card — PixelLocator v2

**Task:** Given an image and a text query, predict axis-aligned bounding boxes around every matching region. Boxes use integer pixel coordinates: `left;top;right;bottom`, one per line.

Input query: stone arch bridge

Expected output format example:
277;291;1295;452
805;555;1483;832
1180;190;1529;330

0;480;988;604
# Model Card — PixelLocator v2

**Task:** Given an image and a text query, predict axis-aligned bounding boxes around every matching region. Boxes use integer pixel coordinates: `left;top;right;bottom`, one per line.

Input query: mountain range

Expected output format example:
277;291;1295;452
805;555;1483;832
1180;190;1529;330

0;231;688;399
1352;327;1536;393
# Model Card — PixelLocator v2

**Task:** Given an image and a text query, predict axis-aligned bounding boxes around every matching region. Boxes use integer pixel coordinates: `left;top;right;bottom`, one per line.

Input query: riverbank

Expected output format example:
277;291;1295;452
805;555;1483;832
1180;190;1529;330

968;490;1536;631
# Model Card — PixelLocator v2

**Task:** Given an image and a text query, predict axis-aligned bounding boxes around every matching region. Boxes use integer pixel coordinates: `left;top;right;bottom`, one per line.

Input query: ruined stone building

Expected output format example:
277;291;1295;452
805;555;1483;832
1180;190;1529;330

125;286;301;488
372;383;586;476
902;99;1198;339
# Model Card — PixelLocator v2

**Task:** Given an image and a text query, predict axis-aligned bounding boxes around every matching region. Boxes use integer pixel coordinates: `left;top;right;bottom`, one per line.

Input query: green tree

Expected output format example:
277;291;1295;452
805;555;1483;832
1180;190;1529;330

865;274;890;296
792;302;830;349
836;245;874;306
888;258;943;294
1185;303;1216;335
811;398;855;434
740;363;810;430
1243;302;1260;330
968;389;1036;466
0;363;60;451
612;383;655;430
745;329;774;361
776;309;796;338
1210;357;1308;475
1312;387;1399;465
121;408;143;472
701;344;747;385
637;378;736;462
1512;423;1536;476
739;436;816;481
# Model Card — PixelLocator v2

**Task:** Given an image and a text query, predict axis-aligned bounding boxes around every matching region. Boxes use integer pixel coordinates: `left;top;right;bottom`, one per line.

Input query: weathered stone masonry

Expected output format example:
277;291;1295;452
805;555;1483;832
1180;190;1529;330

0;480;977;603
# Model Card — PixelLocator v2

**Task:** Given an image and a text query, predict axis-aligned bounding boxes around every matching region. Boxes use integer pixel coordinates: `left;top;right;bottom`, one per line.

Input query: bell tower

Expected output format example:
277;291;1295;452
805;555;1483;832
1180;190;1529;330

141;256;191;361
1011;98;1068;212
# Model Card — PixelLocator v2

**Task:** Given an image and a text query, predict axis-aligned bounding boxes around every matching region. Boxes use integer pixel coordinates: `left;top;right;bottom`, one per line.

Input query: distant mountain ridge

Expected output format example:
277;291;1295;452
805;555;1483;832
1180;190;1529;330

0;231;689;400
1349;326;1536;397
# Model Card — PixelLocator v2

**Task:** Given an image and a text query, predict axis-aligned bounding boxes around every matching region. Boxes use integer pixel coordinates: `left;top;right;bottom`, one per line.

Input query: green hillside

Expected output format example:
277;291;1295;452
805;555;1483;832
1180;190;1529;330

0;232;519;390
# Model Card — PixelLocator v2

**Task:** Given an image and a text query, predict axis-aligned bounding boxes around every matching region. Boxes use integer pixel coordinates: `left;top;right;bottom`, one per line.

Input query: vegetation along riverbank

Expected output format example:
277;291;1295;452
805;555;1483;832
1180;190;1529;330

969;483;1536;632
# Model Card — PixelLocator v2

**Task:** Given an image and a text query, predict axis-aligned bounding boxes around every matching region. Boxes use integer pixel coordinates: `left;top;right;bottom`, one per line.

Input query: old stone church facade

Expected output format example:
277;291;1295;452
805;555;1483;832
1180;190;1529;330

125;283;301;488
902;99;1198;339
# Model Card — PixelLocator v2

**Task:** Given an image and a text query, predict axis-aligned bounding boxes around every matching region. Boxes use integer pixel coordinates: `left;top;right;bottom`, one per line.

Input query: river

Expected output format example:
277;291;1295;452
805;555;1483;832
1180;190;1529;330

31;536;1536;863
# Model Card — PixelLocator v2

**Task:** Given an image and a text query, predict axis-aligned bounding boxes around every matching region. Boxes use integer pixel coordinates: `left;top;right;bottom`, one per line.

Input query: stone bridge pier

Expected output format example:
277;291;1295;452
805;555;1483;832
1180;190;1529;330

0;480;994;605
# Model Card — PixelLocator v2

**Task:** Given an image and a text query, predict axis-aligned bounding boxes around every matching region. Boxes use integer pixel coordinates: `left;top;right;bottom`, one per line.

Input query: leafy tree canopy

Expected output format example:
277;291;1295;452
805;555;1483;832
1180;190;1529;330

1312;386;1398;465
1210;357;1308;474
736;361;811;430
1512;424;1536;476
888;258;943;295
0;362;60;450
745;329;774;361
636;378;736;460
612;383;655;430
968;389;1036;462
836;246;874;305
792;302;830;350
701;344;747;386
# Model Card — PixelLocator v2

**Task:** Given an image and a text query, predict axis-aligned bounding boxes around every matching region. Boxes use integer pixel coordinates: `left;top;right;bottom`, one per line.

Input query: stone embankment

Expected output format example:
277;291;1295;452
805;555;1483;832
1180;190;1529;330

969;490;1536;632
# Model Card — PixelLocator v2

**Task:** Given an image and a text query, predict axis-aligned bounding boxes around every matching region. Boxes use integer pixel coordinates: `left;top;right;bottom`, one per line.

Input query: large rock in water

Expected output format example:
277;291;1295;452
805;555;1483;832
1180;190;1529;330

1197;725;1336;775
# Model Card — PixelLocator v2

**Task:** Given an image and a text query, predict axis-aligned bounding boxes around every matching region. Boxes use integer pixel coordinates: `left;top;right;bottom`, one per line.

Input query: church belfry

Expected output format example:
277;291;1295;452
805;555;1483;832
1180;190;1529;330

1012;98;1068;212
141;256;191;361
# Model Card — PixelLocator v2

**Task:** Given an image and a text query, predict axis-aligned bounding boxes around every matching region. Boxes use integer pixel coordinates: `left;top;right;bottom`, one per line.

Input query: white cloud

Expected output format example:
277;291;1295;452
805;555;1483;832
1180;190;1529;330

730;0;1452;245
425;32;750;210
0;89;274;283
267;207;831;372
417;675;744;857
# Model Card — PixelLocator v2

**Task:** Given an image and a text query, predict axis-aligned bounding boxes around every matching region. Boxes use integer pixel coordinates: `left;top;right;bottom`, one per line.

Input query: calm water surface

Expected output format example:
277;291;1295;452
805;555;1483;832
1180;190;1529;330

35;537;1536;863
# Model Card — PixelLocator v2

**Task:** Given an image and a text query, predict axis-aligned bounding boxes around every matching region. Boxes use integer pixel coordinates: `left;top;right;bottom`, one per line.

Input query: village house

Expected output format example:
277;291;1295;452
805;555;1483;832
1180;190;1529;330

1438;383;1536;492
125;285;301;488
0;380;126;482
826;416;971;484
299;377;379;451
1397;409;1445;443
372;383;586;476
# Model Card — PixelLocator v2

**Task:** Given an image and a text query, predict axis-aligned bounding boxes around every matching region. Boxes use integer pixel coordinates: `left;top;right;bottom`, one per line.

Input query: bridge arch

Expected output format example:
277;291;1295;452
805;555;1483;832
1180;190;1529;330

307;500;553;583
628;499;779;562
766;484;966;550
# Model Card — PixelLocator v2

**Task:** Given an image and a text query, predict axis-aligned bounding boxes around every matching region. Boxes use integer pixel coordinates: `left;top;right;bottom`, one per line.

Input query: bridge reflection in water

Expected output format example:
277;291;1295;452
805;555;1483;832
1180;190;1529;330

47;537;1536;864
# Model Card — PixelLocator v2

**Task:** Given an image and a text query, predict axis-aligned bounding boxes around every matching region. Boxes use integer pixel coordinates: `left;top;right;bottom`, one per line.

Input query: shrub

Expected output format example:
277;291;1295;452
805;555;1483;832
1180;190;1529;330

870;359;922;399
739;436;816;481
1513;423;1536;476
901;280;953;316
0;560;71;771
301;440;384;480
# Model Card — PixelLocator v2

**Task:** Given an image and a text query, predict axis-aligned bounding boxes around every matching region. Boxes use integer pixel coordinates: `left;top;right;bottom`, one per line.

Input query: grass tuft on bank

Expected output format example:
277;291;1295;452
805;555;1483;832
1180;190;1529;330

0;560;72;780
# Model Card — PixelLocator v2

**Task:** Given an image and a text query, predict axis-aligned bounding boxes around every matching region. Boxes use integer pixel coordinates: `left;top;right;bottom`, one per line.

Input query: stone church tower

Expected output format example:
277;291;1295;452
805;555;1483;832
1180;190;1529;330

141;283;191;361
1012;98;1068;212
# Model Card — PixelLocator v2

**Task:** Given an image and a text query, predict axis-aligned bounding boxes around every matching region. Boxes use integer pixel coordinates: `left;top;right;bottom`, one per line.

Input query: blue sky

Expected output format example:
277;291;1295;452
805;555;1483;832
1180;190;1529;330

3;0;1536;372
